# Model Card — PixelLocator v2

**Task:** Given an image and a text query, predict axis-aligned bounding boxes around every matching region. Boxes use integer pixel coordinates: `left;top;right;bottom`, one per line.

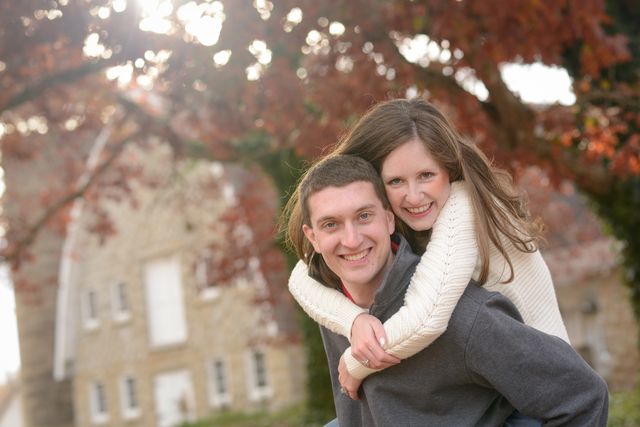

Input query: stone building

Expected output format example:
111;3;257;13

532;176;640;392
51;144;305;427
4;130;80;427
0;377;24;427
546;238;640;391
4;131;304;427
5;132;638;427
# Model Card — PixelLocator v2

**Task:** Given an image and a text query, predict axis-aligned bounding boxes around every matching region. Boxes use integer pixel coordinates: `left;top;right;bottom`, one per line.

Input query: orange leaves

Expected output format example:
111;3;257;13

1;0;638;277
611;133;640;176
560;104;640;178
580;33;630;78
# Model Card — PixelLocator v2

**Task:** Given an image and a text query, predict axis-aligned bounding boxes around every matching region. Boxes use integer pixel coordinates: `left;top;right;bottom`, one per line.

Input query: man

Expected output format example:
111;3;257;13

284;155;608;426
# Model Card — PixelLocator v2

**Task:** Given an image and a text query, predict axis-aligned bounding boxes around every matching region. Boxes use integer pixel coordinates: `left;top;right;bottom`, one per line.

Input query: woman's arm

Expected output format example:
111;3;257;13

288;260;367;339
344;181;479;379
288;181;479;380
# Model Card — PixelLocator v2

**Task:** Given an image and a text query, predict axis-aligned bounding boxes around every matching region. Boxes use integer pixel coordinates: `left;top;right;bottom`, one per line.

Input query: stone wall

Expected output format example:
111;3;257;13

547;240;640;391
3;131;85;427
67;150;305;426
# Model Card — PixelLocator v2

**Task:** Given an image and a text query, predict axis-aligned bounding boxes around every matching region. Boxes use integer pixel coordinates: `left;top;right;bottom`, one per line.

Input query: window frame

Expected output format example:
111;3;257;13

207;358;232;408
195;250;221;301
119;375;141;420
111;281;131;323
245;349;272;402
89;380;109;424
82;289;100;331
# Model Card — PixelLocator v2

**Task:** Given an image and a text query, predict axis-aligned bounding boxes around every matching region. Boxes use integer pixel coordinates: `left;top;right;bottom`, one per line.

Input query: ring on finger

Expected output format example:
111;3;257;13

361;358;370;367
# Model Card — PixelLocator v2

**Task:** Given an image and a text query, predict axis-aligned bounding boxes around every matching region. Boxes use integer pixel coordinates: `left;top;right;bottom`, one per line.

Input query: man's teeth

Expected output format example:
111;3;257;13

406;202;432;214
343;250;368;261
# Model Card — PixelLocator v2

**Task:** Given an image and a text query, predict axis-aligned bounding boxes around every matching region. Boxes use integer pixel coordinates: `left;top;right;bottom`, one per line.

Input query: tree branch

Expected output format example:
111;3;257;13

2;126;142;266
115;95;223;162
475;60;613;195
1;57;119;114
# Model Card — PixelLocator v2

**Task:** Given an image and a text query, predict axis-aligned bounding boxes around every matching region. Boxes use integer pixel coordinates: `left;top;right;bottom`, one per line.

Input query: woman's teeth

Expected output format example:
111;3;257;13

406;202;432;214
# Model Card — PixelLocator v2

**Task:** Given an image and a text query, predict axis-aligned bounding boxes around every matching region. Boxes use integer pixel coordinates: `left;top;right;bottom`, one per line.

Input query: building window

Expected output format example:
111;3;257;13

90;381;109;424
112;282;131;322
195;251;221;300
83;289;100;330
143;256;187;348
120;375;140;419
208;359;231;408
253;351;267;388
246;350;272;401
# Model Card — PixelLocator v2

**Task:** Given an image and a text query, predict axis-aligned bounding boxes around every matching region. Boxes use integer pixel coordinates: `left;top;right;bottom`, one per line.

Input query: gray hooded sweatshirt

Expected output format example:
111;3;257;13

320;234;608;427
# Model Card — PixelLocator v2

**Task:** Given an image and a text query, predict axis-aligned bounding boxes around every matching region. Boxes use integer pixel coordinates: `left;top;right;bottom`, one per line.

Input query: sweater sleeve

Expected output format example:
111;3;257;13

288;260;367;339
343;181;479;379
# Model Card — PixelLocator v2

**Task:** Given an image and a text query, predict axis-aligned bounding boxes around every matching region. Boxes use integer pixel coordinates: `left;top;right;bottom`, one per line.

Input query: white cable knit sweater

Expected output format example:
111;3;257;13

288;181;569;380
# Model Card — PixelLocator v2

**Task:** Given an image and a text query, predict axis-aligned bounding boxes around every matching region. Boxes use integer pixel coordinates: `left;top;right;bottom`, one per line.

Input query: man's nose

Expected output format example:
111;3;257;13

341;223;363;248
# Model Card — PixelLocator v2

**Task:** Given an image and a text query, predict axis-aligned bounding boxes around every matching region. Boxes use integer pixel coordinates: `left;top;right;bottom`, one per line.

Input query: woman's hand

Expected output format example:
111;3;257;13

338;355;363;400
350;313;401;369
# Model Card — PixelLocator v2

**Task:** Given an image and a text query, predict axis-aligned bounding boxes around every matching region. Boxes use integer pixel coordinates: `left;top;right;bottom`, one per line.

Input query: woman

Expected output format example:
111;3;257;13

288;99;568;412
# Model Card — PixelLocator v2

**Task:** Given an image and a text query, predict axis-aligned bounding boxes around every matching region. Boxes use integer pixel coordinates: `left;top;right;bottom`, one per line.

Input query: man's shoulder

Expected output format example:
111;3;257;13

453;282;523;325
457;281;501;309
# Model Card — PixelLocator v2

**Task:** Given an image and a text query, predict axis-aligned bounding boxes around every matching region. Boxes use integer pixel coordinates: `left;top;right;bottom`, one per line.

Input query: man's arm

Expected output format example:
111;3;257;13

466;292;608;427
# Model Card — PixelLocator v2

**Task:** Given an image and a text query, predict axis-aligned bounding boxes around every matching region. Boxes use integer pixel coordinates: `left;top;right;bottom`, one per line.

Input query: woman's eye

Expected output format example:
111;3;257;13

322;222;336;230
387;178;402;185
420;172;435;179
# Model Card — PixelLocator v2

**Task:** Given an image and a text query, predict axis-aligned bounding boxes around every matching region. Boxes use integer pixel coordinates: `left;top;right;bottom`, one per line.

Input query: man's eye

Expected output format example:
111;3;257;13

359;212;371;221
322;222;337;229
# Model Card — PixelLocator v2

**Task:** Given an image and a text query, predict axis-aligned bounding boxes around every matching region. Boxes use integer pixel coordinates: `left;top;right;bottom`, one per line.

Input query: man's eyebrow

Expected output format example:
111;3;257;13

357;203;378;211
313;203;378;225
314;215;336;226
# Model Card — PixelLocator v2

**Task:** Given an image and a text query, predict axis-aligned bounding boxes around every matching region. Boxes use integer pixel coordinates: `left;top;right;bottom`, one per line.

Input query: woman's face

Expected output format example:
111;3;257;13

380;138;451;231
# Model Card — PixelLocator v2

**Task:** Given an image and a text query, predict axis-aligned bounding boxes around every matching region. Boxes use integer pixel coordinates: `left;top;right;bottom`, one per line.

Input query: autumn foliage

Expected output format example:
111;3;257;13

1;0;639;421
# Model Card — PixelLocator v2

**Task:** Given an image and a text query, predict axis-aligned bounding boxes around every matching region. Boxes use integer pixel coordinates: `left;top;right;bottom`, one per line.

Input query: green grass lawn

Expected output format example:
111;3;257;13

608;386;640;427
181;403;314;427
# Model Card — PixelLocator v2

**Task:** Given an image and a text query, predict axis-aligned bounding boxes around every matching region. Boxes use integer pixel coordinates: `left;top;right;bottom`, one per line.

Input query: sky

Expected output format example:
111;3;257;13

0;266;20;384
0;63;575;386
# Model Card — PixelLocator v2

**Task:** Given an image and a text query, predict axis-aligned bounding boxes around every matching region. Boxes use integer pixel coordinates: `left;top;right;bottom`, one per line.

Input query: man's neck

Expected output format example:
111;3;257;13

342;284;375;309
341;252;395;309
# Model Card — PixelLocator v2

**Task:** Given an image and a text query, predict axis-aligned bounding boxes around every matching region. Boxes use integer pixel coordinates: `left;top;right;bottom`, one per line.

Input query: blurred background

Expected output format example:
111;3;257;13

0;1;638;426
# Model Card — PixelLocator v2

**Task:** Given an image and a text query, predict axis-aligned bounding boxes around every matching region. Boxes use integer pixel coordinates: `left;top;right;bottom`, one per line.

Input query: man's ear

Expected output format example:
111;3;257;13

302;224;321;253
385;209;395;235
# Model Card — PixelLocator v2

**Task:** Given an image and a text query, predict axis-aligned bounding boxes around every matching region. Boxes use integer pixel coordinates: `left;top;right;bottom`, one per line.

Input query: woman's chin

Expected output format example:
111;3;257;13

401;216;435;232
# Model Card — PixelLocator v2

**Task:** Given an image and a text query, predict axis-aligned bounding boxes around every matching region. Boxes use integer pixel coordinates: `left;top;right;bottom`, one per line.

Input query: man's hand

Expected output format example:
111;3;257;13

351;313;400;369
339;355;363;400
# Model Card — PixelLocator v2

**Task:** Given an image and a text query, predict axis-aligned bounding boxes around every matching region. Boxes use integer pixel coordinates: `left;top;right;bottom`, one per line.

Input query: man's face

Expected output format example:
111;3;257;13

302;181;395;292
